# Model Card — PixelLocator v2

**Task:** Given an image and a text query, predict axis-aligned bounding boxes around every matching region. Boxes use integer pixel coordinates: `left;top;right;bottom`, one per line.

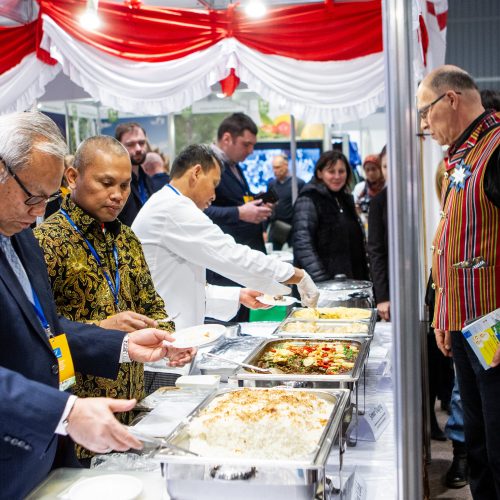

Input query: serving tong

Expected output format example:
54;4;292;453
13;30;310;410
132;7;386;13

128;427;199;457
202;352;272;373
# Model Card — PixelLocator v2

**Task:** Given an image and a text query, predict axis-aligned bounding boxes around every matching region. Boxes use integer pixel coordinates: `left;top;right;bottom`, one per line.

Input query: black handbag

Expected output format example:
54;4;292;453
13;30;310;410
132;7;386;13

268;220;292;247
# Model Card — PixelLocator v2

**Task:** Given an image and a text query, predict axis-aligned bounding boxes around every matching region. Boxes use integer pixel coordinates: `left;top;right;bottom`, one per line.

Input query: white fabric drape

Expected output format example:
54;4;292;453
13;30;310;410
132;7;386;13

0;53;60;114
41;14;384;124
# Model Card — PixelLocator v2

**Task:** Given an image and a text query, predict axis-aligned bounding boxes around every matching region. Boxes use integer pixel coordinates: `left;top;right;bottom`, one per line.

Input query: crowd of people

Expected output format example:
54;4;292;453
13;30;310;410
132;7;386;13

0;63;499;500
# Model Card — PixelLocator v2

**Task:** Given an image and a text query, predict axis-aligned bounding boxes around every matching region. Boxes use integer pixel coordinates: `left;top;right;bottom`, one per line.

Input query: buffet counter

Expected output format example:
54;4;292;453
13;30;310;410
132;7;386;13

28;322;397;500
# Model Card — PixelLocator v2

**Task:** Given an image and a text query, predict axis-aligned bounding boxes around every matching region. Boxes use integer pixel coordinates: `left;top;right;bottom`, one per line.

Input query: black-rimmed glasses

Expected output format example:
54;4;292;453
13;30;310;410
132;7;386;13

0;156;62;206
418;91;462;120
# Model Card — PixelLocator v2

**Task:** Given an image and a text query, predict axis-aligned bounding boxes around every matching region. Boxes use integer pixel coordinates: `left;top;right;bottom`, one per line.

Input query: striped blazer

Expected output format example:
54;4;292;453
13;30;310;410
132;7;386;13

432;112;500;330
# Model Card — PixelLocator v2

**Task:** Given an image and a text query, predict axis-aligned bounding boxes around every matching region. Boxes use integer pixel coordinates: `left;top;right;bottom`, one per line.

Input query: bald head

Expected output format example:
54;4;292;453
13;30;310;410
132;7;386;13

66;136;132;223
73;136;130;173
142;152;166;176
417;65;485;146
272;154;289;182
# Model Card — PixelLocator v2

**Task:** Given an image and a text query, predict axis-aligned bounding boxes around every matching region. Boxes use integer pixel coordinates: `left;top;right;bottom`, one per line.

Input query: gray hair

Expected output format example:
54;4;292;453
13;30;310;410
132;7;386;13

0;111;67;183
73;135;129;172
428;66;479;94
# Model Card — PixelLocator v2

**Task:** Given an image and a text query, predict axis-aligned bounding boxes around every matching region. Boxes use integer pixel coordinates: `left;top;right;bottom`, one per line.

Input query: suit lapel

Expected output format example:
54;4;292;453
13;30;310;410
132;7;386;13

225;163;248;192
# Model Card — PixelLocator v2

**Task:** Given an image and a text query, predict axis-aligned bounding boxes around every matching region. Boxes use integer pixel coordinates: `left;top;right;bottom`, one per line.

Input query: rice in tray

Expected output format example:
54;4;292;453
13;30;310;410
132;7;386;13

187;388;333;460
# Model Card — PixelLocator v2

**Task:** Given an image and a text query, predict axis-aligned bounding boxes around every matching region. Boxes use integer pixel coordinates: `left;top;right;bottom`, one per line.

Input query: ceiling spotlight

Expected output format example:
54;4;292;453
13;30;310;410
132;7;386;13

244;0;267;19
80;0;101;30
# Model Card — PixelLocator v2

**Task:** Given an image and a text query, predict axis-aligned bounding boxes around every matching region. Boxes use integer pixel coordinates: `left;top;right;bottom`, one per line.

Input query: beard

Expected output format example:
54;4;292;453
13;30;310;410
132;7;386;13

130;152;147;165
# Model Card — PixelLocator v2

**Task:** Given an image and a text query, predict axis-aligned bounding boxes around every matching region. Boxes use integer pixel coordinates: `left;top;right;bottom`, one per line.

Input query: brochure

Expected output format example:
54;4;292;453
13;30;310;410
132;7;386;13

462;308;500;370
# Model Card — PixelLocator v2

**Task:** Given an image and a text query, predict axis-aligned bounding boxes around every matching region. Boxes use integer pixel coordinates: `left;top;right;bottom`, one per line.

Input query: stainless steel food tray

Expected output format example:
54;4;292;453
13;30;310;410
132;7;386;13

233;337;370;385
156;387;349;500
273;317;373;338
156;387;348;466
287;306;377;325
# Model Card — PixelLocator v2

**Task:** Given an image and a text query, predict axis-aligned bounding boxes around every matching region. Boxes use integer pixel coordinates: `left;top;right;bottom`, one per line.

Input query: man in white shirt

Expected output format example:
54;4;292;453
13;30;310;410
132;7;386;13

132;144;319;331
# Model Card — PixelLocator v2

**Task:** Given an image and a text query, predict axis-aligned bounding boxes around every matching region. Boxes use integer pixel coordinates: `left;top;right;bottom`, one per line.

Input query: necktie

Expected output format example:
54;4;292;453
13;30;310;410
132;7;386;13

230;164;243;184
0;235;34;304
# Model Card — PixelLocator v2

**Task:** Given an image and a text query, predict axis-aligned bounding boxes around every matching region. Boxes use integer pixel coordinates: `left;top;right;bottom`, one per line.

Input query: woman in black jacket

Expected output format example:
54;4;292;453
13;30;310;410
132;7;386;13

292;150;369;282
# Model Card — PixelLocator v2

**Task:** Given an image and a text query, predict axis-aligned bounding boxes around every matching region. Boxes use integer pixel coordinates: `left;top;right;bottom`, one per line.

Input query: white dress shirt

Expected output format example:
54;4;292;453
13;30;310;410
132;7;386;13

132;184;294;331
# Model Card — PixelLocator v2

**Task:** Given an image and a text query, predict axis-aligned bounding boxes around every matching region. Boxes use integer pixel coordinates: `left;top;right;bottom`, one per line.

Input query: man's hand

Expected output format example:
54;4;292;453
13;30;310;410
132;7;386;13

238;200;273;224
377;301;391;321
127;328;175;362
435;328;452;357
297;271;320;308
239;288;272;309
165;347;197;367
99;311;158;332
66;398;142;454
490;344;500;368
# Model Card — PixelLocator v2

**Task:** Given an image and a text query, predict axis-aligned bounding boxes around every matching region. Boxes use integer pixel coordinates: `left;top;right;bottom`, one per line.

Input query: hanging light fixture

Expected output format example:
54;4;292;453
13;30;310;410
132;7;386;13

244;0;267;19
80;0;101;31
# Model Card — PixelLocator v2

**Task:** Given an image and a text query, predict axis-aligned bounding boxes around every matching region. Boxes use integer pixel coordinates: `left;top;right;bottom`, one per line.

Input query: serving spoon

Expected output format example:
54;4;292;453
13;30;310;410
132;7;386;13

128;427;199;457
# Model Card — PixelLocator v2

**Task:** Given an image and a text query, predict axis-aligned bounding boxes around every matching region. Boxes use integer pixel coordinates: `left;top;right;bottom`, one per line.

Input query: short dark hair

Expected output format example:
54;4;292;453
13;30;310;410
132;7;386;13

114;122;147;142
217;113;258;141
170;144;221;179
429;68;479;94
74;135;129;172
314;150;352;189
480;89;500;112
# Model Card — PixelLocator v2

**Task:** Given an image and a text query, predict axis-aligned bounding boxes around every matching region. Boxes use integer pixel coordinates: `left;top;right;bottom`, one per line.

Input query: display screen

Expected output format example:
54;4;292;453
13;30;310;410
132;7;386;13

240;141;322;193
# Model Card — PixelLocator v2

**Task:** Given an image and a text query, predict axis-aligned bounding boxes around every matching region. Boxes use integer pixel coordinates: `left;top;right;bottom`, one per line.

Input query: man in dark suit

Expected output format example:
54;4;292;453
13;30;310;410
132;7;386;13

206;113;273;252
115;122;155;226
205;114;273;320
0;112;191;499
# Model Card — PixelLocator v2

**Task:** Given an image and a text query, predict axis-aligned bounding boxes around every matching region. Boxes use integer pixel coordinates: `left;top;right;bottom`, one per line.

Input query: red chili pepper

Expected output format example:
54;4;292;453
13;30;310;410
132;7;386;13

321;347;330;351
270;349;276;352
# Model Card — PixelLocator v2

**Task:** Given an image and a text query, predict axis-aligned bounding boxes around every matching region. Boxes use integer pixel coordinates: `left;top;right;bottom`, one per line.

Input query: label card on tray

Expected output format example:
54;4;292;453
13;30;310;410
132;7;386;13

343;469;367;500
356;402;390;441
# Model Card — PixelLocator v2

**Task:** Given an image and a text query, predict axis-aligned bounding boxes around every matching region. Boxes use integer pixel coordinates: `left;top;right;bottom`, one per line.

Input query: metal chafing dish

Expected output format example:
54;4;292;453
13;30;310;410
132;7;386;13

287;306;377;324
273;318;373;338
233;337;370;387
155;387;350;500
315;275;374;309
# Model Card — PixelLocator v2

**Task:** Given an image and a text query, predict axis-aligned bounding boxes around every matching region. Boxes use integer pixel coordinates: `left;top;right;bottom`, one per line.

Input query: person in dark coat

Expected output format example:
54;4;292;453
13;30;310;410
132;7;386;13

115;122;155;227
367;145;390;320
292;150;369;282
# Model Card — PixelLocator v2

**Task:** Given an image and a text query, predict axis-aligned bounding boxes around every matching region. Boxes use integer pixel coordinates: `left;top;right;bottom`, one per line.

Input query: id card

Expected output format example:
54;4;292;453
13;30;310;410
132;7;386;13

243;195;254;203
49;334;76;391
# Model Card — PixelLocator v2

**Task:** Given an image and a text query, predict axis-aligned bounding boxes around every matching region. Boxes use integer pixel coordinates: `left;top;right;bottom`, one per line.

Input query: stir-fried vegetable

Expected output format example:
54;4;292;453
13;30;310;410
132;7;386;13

257;341;359;375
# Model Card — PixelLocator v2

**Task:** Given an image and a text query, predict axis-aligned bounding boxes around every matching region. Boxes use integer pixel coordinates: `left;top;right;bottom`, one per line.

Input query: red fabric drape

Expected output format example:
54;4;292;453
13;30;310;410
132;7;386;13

0;21;37;74
39;0;382;63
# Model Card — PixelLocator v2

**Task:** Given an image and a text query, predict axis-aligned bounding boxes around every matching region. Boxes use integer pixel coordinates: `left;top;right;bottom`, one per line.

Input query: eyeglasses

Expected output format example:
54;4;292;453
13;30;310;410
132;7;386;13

0;156;62;206
418;91;462;120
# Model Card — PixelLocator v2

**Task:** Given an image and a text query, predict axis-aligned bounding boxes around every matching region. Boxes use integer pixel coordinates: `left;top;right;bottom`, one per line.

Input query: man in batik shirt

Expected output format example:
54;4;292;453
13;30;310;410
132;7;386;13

34;135;194;464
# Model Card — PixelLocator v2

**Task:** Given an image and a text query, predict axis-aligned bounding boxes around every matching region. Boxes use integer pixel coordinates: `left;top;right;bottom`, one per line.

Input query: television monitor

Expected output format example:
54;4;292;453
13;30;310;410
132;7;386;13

240;140;323;193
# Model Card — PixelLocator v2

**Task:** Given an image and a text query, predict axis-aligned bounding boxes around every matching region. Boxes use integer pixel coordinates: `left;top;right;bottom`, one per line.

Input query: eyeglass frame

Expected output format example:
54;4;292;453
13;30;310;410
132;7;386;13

0;155;62;206
418;91;462;121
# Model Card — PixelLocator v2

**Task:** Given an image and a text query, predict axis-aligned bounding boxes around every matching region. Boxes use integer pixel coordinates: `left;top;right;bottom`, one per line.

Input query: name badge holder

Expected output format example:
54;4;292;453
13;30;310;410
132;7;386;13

32;288;75;391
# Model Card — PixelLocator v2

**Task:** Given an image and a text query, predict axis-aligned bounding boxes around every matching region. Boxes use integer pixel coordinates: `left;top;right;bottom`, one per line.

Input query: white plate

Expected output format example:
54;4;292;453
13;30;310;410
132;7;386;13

169;324;226;348
256;294;297;307
68;474;143;500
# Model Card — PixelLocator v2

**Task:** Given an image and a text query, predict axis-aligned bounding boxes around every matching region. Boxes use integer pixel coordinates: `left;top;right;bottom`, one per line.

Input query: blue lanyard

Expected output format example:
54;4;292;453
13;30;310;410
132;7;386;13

138;175;149;205
166;184;180;196
60;209;121;310
31;287;53;338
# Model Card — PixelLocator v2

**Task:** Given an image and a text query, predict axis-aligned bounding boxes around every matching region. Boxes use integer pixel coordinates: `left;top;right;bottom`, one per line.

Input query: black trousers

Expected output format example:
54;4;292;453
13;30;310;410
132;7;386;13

451;330;500;499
